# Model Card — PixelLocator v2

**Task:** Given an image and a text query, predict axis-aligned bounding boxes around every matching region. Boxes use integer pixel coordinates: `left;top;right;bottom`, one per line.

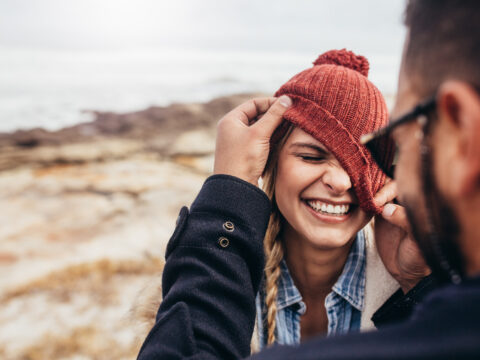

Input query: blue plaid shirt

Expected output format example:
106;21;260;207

255;230;366;348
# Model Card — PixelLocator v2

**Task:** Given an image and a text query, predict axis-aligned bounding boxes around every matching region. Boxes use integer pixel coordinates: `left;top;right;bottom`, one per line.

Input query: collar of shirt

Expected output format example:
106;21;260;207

331;229;366;311
276;230;366;312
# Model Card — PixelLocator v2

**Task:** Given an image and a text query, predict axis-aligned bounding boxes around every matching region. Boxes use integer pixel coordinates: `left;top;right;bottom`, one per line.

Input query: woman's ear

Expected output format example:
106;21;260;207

436;81;480;197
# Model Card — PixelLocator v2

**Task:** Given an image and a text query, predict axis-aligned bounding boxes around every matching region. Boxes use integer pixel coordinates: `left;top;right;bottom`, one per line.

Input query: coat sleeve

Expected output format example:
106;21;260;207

137;175;271;360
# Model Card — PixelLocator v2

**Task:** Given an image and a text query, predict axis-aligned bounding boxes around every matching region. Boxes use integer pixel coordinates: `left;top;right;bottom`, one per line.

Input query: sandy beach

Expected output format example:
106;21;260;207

0;93;262;359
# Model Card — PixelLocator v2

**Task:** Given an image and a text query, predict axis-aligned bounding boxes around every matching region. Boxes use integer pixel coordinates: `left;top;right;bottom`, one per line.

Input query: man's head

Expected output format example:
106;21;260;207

402;0;480;99
393;0;480;282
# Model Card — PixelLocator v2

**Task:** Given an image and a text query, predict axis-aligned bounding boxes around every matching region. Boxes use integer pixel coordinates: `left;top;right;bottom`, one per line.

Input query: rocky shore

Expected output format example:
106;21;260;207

0;93;263;359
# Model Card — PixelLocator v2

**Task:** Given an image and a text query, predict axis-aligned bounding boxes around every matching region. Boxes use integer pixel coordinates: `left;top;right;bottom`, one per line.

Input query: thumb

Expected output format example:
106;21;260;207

381;203;410;232
252;95;292;137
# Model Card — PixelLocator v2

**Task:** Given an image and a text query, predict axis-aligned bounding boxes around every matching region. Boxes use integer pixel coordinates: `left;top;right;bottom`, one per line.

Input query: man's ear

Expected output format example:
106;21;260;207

437;81;480;197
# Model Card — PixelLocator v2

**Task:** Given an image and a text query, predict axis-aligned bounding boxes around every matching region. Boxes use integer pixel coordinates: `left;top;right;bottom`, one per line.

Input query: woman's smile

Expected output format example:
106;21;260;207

304;199;351;215
302;198;355;224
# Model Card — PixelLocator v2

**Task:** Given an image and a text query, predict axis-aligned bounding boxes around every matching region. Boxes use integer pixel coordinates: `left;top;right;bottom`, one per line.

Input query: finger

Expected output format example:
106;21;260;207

374;180;398;207
251;95;292;136
248;97;286;126
232;97;278;125
381;204;411;232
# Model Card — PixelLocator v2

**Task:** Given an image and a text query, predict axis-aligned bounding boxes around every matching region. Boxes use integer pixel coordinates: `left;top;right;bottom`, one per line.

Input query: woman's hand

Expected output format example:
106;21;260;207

373;180;431;293
213;96;292;185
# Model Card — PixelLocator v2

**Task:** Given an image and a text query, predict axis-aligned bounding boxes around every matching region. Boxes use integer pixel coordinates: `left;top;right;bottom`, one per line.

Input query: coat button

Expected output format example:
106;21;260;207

223;221;234;232
218;237;230;248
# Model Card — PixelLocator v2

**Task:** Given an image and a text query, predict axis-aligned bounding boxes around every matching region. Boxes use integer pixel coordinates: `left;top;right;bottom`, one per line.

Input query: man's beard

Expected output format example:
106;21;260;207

402;136;465;284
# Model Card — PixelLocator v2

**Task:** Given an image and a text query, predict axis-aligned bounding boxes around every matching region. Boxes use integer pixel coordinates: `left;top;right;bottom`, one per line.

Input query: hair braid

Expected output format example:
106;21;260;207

261;124;293;346
264;213;284;345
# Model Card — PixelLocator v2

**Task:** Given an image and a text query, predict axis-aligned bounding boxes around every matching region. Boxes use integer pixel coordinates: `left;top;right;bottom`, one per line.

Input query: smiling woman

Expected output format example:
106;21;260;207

254;49;399;350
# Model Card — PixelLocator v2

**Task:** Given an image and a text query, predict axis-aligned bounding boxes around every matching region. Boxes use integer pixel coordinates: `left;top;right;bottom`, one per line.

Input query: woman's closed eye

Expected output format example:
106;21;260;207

290;142;330;163
296;153;326;162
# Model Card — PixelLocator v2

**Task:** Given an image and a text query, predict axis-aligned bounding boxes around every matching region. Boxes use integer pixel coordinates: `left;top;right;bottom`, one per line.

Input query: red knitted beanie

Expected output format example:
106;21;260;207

273;49;389;215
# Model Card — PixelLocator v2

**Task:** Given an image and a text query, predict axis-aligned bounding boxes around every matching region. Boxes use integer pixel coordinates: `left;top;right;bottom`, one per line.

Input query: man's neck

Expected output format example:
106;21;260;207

458;198;480;276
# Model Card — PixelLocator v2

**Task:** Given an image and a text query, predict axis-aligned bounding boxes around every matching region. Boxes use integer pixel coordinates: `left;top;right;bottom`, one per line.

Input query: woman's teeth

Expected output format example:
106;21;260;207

306;200;350;215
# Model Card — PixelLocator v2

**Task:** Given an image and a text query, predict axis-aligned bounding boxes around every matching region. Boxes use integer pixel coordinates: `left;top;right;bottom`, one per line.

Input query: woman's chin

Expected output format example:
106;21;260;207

296;209;367;249
304;232;356;250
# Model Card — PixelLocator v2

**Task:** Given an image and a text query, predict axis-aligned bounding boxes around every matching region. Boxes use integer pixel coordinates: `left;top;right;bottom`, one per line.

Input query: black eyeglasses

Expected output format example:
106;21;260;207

360;96;437;178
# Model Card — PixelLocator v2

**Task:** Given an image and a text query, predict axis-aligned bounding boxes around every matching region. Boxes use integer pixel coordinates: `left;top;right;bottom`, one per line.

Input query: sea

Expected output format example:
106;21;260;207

0;0;405;132
0;47;401;133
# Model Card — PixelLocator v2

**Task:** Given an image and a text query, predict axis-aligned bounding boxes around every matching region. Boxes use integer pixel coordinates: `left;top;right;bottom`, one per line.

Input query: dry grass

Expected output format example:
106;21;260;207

12;326;139;360
1;257;165;359
1;257;164;303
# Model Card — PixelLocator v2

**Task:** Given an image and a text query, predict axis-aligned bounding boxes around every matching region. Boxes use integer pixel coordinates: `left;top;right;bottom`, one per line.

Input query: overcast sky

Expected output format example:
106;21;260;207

0;0;407;54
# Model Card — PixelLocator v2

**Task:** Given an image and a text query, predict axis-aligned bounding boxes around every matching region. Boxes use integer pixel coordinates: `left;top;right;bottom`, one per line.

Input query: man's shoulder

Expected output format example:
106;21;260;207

414;275;480;317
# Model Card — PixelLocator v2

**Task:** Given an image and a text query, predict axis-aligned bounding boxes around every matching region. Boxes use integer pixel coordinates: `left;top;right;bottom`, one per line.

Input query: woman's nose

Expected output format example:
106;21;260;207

321;165;352;195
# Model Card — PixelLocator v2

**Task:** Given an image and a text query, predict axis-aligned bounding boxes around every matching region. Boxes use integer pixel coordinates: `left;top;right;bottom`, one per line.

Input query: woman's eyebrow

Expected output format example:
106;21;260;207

290;142;330;155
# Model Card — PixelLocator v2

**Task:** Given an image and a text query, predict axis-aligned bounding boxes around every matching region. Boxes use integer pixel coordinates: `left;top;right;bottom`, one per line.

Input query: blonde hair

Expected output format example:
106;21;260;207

261;124;293;346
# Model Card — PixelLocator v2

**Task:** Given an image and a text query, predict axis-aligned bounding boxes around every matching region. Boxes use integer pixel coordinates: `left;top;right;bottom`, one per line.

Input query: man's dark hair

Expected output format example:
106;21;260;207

404;0;480;97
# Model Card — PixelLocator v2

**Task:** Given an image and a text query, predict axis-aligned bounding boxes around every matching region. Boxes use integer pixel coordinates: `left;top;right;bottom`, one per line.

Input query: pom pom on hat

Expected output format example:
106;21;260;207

313;49;369;77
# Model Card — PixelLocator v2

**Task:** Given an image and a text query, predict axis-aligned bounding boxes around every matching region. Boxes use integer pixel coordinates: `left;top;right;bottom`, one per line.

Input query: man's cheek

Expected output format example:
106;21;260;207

394;152;415;203
396;140;423;202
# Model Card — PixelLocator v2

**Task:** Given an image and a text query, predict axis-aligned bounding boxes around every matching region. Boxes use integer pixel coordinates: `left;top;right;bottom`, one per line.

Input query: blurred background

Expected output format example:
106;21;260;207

0;0;405;358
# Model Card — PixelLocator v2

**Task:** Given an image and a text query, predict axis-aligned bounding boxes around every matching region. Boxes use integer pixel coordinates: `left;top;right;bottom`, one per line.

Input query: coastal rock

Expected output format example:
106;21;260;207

169;129;216;156
0;139;144;171
0;157;207;359
0;93;263;150
0;93;266;359
0;93;264;172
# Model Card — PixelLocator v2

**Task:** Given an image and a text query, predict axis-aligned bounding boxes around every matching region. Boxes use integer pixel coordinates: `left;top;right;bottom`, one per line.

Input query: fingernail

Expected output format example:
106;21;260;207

279;95;292;108
383;203;396;217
